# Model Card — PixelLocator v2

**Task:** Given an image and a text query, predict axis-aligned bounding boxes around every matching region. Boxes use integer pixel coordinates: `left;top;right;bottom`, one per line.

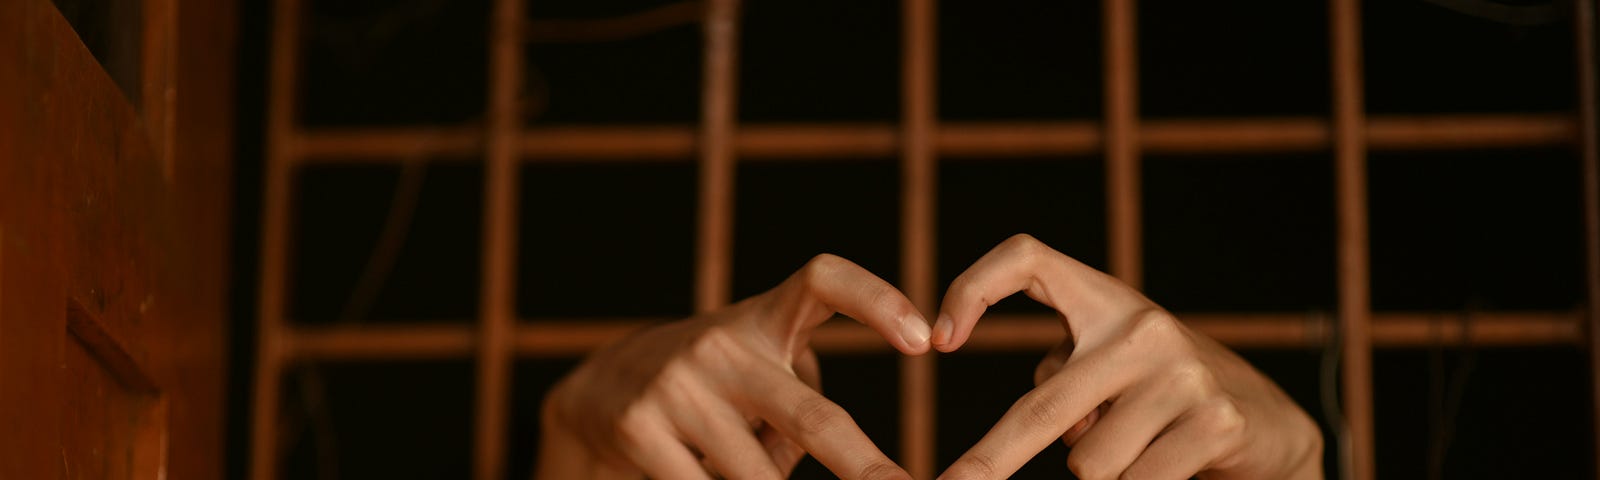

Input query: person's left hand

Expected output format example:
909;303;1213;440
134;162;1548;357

932;235;1323;480
536;254;931;480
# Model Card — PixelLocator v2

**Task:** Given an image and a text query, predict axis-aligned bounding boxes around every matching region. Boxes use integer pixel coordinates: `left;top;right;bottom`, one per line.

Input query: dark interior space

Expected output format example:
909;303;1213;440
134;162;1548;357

223;0;1594;478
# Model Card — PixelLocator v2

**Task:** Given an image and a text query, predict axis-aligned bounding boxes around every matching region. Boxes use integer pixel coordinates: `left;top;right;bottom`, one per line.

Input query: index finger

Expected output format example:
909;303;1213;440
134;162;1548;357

763;254;931;355
940;348;1134;480
932;234;1146;352
742;363;912;480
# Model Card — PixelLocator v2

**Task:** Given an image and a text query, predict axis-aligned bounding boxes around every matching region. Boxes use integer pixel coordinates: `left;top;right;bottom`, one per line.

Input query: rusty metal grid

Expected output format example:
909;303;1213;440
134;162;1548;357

249;0;1600;479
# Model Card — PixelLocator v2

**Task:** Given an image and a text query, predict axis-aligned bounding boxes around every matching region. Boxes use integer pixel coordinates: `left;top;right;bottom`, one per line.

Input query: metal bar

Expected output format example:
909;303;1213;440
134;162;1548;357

250;0;301;478
289;114;1578;162
1104;0;1141;288
1574;0;1600;474
695;0;739;312
473;0;523;477
899;0;937;476
1331;0;1375;476
1365;114;1578;150
278;311;1588;360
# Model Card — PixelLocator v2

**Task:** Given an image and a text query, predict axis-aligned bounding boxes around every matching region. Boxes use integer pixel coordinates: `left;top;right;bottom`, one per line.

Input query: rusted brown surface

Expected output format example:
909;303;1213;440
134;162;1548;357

1331;0;1375;477
1575;0;1600;474
899;0;938;476
1;0;234;478
251;0;302;476
271;311;1585;361
475;0;526;477
286;114;1577;161
1104;0;1142;289
695;0;740;314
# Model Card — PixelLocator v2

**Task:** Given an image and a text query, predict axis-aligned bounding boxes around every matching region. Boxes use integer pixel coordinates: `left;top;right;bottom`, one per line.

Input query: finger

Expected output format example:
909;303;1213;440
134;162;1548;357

1062;385;1188;480
676;399;784;480
941;350;1134;480
743;367;909;480
767;347;820;476
618;413;714;480
1119;406;1244;480
933;234;1138;352
758;425;808;477
769;253;930;354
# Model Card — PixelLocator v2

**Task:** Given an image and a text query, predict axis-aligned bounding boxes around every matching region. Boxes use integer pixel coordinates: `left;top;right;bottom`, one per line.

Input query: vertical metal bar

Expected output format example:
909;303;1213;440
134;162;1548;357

251;0;301;478
1574;0;1600;475
1331;0;1375;478
475;0;523;478
899;0;937;477
696;0;739;313
1103;0;1142;288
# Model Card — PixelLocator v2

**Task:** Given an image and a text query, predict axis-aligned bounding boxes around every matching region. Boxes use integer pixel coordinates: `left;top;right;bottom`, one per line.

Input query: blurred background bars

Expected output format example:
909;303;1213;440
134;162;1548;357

243;0;1600;478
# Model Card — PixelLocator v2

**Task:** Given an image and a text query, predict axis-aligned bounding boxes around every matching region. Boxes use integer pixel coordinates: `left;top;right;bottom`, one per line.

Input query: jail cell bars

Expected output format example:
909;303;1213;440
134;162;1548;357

249;1;1600;479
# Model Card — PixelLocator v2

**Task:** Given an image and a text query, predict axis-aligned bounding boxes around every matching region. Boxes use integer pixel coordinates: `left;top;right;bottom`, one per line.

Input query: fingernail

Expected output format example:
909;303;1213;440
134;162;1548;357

932;313;953;347
900;313;931;348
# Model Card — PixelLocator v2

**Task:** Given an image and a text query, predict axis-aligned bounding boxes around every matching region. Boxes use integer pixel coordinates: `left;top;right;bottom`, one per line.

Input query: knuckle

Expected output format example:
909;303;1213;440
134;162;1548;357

613;407;651;448
1127;308;1179;340
1002;233;1044;252
1202;399;1248;438
956;451;1002;479
790;396;850;436
1018;394;1065;428
948;275;984;302
869;284;913;317
802;253;845;284
1167;362;1220;399
687;326;741;364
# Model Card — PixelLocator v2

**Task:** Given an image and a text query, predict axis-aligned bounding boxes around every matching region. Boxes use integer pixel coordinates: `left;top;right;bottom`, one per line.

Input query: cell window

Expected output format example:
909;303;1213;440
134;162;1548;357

938;158;1106;315
279;361;474;479
1373;348;1593;479
739;0;901;122
733;161;901;300
938;0;1102;120
1143;154;1337;312
300;0;489;126
1369;149;1584;311
517;162;697;319
525;0;702;124
1363;1;1574;114
1139;0;1329;118
290;163;483;325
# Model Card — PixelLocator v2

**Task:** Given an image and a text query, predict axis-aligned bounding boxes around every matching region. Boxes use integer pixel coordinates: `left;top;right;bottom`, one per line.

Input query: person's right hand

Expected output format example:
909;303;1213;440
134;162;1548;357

535;254;930;480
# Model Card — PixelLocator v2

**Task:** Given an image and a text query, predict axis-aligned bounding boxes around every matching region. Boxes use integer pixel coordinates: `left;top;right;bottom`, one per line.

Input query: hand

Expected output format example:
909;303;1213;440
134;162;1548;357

933;235;1323;480
536;254;931;480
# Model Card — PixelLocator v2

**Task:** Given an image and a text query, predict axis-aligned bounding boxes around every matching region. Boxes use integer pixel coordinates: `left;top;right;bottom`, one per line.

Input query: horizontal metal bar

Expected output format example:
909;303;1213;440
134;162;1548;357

280;310;1585;361
290;114;1576;162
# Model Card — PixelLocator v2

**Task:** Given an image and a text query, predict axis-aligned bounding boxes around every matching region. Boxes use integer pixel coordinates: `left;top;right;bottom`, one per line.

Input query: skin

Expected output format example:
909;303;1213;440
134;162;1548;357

536;254;930;480
933;235;1323;480
537;235;1323;480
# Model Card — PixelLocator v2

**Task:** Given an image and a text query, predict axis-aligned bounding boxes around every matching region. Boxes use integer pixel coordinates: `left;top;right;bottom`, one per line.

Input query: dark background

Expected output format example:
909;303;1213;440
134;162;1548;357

226;0;1594;478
